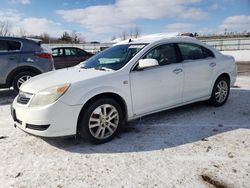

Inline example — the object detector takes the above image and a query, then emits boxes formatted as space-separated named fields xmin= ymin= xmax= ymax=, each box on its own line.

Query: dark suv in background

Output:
xmin=0 ymin=37 xmax=54 ymax=91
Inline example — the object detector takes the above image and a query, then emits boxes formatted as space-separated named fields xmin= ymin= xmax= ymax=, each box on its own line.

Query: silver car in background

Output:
xmin=0 ymin=37 xmax=54 ymax=91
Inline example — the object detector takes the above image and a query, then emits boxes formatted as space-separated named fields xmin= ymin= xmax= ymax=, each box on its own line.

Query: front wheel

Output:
xmin=78 ymin=98 xmax=124 ymax=144
xmin=209 ymin=76 xmax=230 ymax=107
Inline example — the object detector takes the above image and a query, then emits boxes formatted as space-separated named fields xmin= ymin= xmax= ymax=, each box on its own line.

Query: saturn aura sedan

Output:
xmin=11 ymin=36 xmax=237 ymax=143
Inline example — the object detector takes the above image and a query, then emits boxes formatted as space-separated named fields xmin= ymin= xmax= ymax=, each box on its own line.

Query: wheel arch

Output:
xmin=214 ymin=73 xmax=231 ymax=87
xmin=210 ymin=72 xmax=231 ymax=95
xmin=76 ymin=92 xmax=128 ymax=134
xmin=6 ymin=66 xmax=42 ymax=86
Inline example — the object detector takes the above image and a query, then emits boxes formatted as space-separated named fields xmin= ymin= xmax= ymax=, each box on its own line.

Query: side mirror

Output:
xmin=137 ymin=58 xmax=159 ymax=70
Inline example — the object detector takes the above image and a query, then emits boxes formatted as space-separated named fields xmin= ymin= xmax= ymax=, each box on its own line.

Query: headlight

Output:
xmin=29 ymin=84 xmax=70 ymax=107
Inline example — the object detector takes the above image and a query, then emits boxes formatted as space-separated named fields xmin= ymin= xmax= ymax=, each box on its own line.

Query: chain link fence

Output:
xmin=201 ymin=38 xmax=250 ymax=51
xmin=48 ymin=37 xmax=250 ymax=53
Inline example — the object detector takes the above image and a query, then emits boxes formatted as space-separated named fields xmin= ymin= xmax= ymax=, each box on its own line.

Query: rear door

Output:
xmin=63 ymin=48 xmax=79 ymax=67
xmin=0 ymin=39 xmax=21 ymax=85
xmin=76 ymin=48 xmax=90 ymax=62
xmin=178 ymin=43 xmax=216 ymax=102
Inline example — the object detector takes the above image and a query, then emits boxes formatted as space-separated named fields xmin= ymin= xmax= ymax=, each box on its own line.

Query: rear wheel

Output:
xmin=209 ymin=76 xmax=230 ymax=107
xmin=78 ymin=98 xmax=123 ymax=144
xmin=13 ymin=71 xmax=36 ymax=92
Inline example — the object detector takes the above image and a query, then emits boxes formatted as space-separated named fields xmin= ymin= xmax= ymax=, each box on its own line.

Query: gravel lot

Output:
xmin=0 ymin=65 xmax=249 ymax=188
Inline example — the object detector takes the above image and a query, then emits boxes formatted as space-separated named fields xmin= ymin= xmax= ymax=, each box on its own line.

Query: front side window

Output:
xmin=178 ymin=43 xmax=214 ymax=60
xmin=0 ymin=40 xmax=21 ymax=52
xmin=82 ymin=44 xmax=146 ymax=70
xmin=143 ymin=43 xmax=178 ymax=65
xmin=65 ymin=48 xmax=77 ymax=56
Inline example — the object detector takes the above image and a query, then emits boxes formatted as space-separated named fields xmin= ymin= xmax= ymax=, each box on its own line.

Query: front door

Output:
xmin=129 ymin=43 xmax=183 ymax=116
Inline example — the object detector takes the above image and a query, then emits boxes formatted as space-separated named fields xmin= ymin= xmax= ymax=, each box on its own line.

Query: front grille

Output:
xmin=17 ymin=92 xmax=32 ymax=105
xmin=17 ymin=96 xmax=30 ymax=104
xmin=26 ymin=124 xmax=50 ymax=131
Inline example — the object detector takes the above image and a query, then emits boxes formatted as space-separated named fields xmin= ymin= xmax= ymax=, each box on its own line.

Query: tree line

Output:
xmin=0 ymin=21 xmax=85 ymax=43
xmin=1 ymin=20 xmax=250 ymax=43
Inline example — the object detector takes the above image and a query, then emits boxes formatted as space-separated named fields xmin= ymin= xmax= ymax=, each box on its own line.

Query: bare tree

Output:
xmin=111 ymin=35 xmax=117 ymax=41
xmin=0 ymin=21 xmax=11 ymax=36
xmin=18 ymin=28 xmax=27 ymax=37
xmin=133 ymin=26 xmax=140 ymax=38
xmin=120 ymin=31 xmax=128 ymax=40
xmin=129 ymin=27 xmax=133 ymax=38
xmin=41 ymin=33 xmax=51 ymax=43
xmin=71 ymin=31 xmax=85 ymax=43
xmin=119 ymin=26 xmax=141 ymax=41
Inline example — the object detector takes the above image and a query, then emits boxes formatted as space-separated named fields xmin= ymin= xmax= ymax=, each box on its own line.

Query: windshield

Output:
xmin=81 ymin=44 xmax=146 ymax=70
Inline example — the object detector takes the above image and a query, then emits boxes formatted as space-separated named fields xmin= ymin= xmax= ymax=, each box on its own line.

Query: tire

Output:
xmin=78 ymin=98 xmax=124 ymax=144
xmin=209 ymin=76 xmax=230 ymax=107
xmin=13 ymin=71 xmax=36 ymax=92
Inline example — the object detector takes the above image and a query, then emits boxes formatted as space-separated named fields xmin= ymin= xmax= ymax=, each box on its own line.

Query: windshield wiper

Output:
xmin=94 ymin=67 xmax=113 ymax=71
xmin=80 ymin=66 xmax=90 ymax=69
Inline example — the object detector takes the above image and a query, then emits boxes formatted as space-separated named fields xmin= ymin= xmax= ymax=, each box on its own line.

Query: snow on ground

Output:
xmin=221 ymin=50 xmax=250 ymax=62
xmin=0 ymin=76 xmax=250 ymax=188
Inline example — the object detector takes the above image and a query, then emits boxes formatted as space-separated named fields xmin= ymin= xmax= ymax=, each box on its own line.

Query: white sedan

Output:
xmin=11 ymin=36 xmax=237 ymax=143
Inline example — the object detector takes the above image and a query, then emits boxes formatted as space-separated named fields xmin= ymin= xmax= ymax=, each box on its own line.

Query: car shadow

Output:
xmin=43 ymin=88 xmax=250 ymax=154
xmin=0 ymin=89 xmax=17 ymax=105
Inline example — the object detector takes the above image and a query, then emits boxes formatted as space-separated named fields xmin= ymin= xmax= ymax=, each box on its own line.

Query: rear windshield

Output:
xmin=41 ymin=44 xmax=52 ymax=53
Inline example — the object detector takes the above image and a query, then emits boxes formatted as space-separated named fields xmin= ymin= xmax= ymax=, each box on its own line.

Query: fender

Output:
xmin=79 ymin=86 xmax=133 ymax=118
xmin=6 ymin=65 xmax=42 ymax=86
xmin=209 ymin=71 xmax=231 ymax=95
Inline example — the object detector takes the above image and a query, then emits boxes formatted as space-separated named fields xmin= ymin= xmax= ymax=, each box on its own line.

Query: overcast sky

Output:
xmin=0 ymin=0 xmax=249 ymax=41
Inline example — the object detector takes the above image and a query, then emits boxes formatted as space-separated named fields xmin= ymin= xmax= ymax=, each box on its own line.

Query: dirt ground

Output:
xmin=0 ymin=63 xmax=249 ymax=188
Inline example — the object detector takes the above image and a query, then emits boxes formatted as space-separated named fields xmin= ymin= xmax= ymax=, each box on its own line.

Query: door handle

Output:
xmin=209 ymin=62 xmax=216 ymax=67
xmin=9 ymin=57 xmax=16 ymax=60
xmin=173 ymin=68 xmax=183 ymax=74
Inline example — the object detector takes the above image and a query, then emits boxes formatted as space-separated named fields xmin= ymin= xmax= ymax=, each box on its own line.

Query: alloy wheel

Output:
xmin=88 ymin=104 xmax=119 ymax=139
xmin=17 ymin=75 xmax=31 ymax=89
xmin=215 ymin=80 xmax=228 ymax=103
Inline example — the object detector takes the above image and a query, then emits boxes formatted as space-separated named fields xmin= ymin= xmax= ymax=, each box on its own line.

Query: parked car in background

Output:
xmin=12 ymin=36 xmax=236 ymax=143
xmin=0 ymin=37 xmax=54 ymax=91
xmin=52 ymin=47 xmax=93 ymax=69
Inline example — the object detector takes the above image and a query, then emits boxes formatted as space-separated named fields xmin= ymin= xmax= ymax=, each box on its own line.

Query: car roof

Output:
xmin=52 ymin=46 xmax=83 ymax=50
xmin=0 ymin=36 xmax=42 ymax=44
xmin=114 ymin=34 xmax=220 ymax=57
xmin=114 ymin=34 xmax=198 ymax=45
xmin=52 ymin=47 xmax=83 ymax=50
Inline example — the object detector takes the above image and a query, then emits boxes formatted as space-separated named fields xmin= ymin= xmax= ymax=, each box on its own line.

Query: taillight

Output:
xmin=35 ymin=52 xmax=52 ymax=59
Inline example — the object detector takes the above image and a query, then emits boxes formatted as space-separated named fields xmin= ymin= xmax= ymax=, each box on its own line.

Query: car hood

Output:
xmin=20 ymin=67 xmax=113 ymax=94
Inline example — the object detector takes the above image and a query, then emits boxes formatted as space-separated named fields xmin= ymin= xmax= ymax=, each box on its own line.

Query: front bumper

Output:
xmin=11 ymin=97 xmax=82 ymax=137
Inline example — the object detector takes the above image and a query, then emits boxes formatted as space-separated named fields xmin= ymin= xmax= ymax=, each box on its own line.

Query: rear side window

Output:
xmin=0 ymin=40 xmax=21 ymax=52
xmin=77 ymin=49 xmax=87 ymax=56
xmin=178 ymin=43 xmax=214 ymax=60
xmin=202 ymin=46 xmax=215 ymax=58
xmin=0 ymin=40 xmax=8 ymax=51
